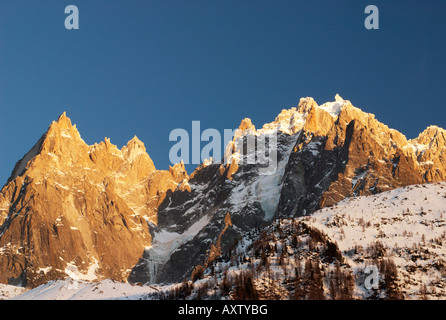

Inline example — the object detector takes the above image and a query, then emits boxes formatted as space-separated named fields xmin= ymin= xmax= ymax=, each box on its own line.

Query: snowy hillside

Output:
xmin=0 ymin=283 xmax=26 ymax=300
xmin=146 ymin=182 xmax=446 ymax=300
xmin=7 ymin=279 xmax=161 ymax=300
xmin=308 ymin=181 xmax=446 ymax=299
xmin=5 ymin=182 xmax=446 ymax=300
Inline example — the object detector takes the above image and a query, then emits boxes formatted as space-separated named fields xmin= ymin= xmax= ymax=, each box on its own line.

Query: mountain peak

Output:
xmin=297 ymin=97 xmax=318 ymax=114
xmin=423 ymin=125 xmax=446 ymax=136
xmin=334 ymin=93 xmax=344 ymax=102
xmin=125 ymin=135 xmax=145 ymax=148
xmin=259 ymin=96 xmax=346 ymax=136
xmin=412 ymin=124 xmax=446 ymax=145
xmin=238 ymin=118 xmax=256 ymax=132
xmin=57 ymin=111 xmax=68 ymax=121
xmin=6 ymin=113 xmax=87 ymax=182
xmin=122 ymin=135 xmax=149 ymax=161
xmin=46 ymin=112 xmax=83 ymax=141
xmin=169 ymin=161 xmax=188 ymax=182
xmin=52 ymin=111 xmax=75 ymax=130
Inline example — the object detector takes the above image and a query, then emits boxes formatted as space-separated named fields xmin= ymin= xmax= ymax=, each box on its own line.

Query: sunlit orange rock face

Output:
xmin=0 ymin=113 xmax=187 ymax=287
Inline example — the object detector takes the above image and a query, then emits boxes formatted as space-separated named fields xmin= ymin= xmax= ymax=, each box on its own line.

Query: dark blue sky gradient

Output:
xmin=1 ymin=0 xmax=446 ymax=185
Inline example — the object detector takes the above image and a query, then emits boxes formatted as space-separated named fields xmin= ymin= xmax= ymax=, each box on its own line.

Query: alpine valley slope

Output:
xmin=7 ymin=182 xmax=446 ymax=300
xmin=160 ymin=182 xmax=446 ymax=300
xmin=0 ymin=95 xmax=445 ymax=290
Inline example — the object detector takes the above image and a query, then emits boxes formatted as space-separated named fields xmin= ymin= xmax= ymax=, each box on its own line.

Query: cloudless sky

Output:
xmin=1 ymin=0 xmax=446 ymax=186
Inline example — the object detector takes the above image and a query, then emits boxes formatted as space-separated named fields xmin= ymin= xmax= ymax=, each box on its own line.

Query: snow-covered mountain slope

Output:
xmin=137 ymin=182 xmax=446 ymax=300
xmin=4 ymin=182 xmax=446 ymax=300
xmin=8 ymin=279 xmax=160 ymax=300
xmin=308 ymin=181 xmax=446 ymax=299
xmin=0 ymin=283 xmax=27 ymax=300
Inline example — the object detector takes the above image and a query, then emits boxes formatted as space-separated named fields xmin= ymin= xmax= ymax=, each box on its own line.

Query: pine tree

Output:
xmin=308 ymin=260 xmax=324 ymax=300
xmin=220 ymin=268 xmax=231 ymax=296
xmin=293 ymin=271 xmax=305 ymax=300
xmin=329 ymin=278 xmax=337 ymax=300
xmin=233 ymin=271 xmax=258 ymax=300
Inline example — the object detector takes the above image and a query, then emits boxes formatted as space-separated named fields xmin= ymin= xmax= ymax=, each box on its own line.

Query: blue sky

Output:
xmin=1 ymin=0 xmax=446 ymax=185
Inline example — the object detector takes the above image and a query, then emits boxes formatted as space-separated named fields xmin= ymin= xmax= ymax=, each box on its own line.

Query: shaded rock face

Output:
xmin=1 ymin=96 xmax=445 ymax=288
xmin=0 ymin=113 xmax=186 ymax=287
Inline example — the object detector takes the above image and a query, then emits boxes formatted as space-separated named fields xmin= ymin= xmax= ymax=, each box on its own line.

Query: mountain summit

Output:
xmin=0 ymin=97 xmax=445 ymax=288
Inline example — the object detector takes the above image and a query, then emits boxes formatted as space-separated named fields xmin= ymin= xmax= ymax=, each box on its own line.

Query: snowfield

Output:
xmin=0 ymin=283 xmax=27 ymax=300
xmin=307 ymin=181 xmax=446 ymax=299
xmin=7 ymin=279 xmax=164 ymax=300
